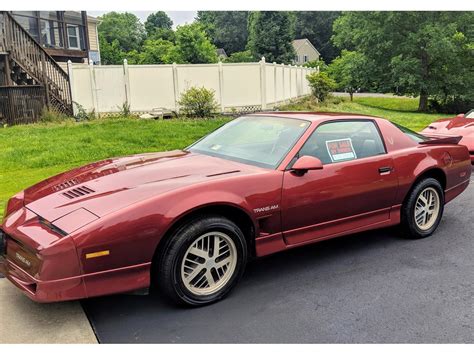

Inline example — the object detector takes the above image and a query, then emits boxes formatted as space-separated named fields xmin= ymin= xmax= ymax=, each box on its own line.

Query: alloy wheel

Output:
xmin=181 ymin=231 xmax=237 ymax=296
xmin=414 ymin=187 xmax=440 ymax=231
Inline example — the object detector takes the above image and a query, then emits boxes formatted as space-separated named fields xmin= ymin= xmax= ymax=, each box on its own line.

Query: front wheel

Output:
xmin=154 ymin=215 xmax=248 ymax=306
xmin=400 ymin=177 xmax=444 ymax=239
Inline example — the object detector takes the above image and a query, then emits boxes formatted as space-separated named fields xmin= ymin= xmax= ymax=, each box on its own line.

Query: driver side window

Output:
xmin=299 ymin=120 xmax=386 ymax=164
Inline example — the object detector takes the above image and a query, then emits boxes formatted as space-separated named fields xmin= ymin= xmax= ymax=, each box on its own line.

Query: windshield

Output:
xmin=465 ymin=110 xmax=474 ymax=119
xmin=392 ymin=122 xmax=429 ymax=143
xmin=188 ymin=115 xmax=311 ymax=168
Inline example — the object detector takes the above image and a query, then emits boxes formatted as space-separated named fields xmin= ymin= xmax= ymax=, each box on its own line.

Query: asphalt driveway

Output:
xmin=81 ymin=173 xmax=474 ymax=343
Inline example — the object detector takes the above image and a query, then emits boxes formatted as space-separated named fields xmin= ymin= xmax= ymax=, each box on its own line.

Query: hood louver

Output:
xmin=62 ymin=186 xmax=95 ymax=199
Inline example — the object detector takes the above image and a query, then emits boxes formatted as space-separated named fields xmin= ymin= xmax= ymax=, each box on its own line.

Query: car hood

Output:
xmin=423 ymin=116 xmax=474 ymax=135
xmin=422 ymin=116 xmax=474 ymax=149
xmin=24 ymin=150 xmax=264 ymax=225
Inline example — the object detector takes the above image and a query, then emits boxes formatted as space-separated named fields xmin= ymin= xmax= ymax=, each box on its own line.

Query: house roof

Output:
xmin=291 ymin=38 xmax=320 ymax=56
xmin=216 ymin=48 xmax=228 ymax=57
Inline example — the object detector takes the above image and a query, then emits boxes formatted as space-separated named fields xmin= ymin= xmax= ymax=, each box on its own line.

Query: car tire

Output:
xmin=154 ymin=215 xmax=248 ymax=306
xmin=400 ymin=177 xmax=444 ymax=239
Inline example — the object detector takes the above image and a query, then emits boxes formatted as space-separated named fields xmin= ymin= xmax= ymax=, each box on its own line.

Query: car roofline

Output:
xmin=248 ymin=111 xmax=382 ymax=122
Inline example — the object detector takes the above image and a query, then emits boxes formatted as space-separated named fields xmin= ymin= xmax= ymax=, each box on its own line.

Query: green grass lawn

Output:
xmin=0 ymin=96 xmax=453 ymax=219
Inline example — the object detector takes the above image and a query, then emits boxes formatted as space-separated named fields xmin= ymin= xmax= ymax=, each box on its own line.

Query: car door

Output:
xmin=281 ymin=119 xmax=399 ymax=245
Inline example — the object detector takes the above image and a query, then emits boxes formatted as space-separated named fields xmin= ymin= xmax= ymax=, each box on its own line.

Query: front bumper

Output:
xmin=0 ymin=230 xmax=87 ymax=302
xmin=0 ymin=257 xmax=87 ymax=302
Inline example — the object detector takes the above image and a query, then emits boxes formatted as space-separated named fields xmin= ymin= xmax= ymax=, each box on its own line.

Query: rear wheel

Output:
xmin=154 ymin=215 xmax=247 ymax=306
xmin=400 ymin=177 xmax=444 ymax=239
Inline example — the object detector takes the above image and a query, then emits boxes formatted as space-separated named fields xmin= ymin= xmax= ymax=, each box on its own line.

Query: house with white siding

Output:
xmin=291 ymin=38 xmax=320 ymax=65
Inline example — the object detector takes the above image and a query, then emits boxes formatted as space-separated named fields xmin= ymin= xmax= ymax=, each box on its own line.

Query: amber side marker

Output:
xmin=86 ymin=250 xmax=110 ymax=259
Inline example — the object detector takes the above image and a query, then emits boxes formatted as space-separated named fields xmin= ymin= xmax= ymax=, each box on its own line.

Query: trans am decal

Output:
xmin=326 ymin=138 xmax=357 ymax=162
xmin=253 ymin=205 xmax=279 ymax=213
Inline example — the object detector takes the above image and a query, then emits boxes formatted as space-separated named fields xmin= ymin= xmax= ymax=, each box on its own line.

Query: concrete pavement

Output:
xmin=0 ymin=279 xmax=97 ymax=343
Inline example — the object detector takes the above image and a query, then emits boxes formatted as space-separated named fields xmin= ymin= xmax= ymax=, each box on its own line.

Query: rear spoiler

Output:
xmin=419 ymin=135 xmax=462 ymax=145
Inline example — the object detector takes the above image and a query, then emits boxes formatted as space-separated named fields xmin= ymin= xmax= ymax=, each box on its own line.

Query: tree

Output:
xmin=126 ymin=39 xmax=175 ymax=64
xmin=294 ymin=11 xmax=341 ymax=62
xmin=144 ymin=11 xmax=173 ymax=35
xmin=328 ymin=50 xmax=368 ymax=100
xmin=225 ymin=50 xmax=255 ymax=63
xmin=171 ymin=23 xmax=218 ymax=64
xmin=99 ymin=37 xmax=125 ymax=64
xmin=97 ymin=12 xmax=145 ymax=52
xmin=247 ymin=11 xmax=296 ymax=64
xmin=196 ymin=11 xmax=249 ymax=54
xmin=332 ymin=11 xmax=474 ymax=111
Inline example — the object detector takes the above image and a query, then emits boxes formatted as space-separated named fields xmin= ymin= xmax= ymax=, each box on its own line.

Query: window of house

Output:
xmin=67 ymin=25 xmax=80 ymax=49
xmin=298 ymin=120 xmax=386 ymax=164
xmin=12 ymin=14 xmax=40 ymax=42
xmin=304 ymin=55 xmax=309 ymax=63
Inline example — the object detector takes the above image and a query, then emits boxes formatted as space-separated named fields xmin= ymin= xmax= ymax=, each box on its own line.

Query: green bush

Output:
xmin=428 ymin=96 xmax=473 ymax=114
xmin=306 ymin=71 xmax=337 ymax=103
xmin=73 ymin=101 xmax=96 ymax=121
xmin=178 ymin=86 xmax=219 ymax=118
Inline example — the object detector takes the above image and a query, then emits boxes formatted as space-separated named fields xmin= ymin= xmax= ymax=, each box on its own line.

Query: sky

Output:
xmin=88 ymin=11 xmax=197 ymax=28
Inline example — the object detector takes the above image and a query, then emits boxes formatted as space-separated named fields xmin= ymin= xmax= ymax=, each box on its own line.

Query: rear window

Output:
xmin=392 ymin=122 xmax=429 ymax=143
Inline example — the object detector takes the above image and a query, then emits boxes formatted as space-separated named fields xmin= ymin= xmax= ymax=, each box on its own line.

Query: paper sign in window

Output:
xmin=325 ymin=138 xmax=357 ymax=162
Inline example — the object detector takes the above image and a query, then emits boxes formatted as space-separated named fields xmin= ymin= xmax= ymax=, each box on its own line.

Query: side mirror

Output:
xmin=457 ymin=113 xmax=464 ymax=117
xmin=291 ymin=155 xmax=323 ymax=176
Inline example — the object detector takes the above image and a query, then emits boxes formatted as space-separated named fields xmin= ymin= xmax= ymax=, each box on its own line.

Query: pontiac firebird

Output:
xmin=421 ymin=109 xmax=474 ymax=164
xmin=0 ymin=113 xmax=471 ymax=306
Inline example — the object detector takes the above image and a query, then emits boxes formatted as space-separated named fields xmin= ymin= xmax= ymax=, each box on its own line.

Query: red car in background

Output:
xmin=421 ymin=109 xmax=474 ymax=164
xmin=0 ymin=113 xmax=471 ymax=306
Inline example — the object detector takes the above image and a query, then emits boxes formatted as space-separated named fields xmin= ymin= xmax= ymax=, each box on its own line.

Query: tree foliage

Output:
xmin=144 ymin=11 xmax=173 ymax=35
xmin=294 ymin=11 xmax=341 ymax=62
xmin=126 ymin=39 xmax=175 ymax=64
xmin=196 ymin=11 xmax=249 ymax=55
xmin=170 ymin=23 xmax=218 ymax=64
xmin=247 ymin=11 xmax=296 ymax=64
xmin=328 ymin=50 xmax=368 ymax=100
xmin=99 ymin=36 xmax=125 ymax=65
xmin=332 ymin=11 xmax=474 ymax=111
xmin=97 ymin=12 xmax=145 ymax=52
xmin=225 ymin=50 xmax=255 ymax=63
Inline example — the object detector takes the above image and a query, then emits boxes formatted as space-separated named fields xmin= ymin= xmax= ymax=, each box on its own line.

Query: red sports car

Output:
xmin=0 ymin=113 xmax=471 ymax=306
xmin=421 ymin=110 xmax=474 ymax=164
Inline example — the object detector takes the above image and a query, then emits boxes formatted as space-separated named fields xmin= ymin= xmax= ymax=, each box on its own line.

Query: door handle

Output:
xmin=378 ymin=166 xmax=392 ymax=174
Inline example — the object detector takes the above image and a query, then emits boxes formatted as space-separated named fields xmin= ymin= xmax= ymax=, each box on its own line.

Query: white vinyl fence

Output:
xmin=67 ymin=58 xmax=317 ymax=116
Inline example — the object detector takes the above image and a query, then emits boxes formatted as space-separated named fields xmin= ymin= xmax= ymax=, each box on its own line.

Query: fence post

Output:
xmin=281 ymin=63 xmax=286 ymax=102
xmin=123 ymin=59 xmax=131 ymax=109
xmin=218 ymin=61 xmax=224 ymax=112
xmin=273 ymin=62 xmax=277 ymax=106
xmin=299 ymin=65 xmax=303 ymax=97
xmin=259 ymin=57 xmax=267 ymax=110
xmin=89 ymin=59 xmax=99 ymax=117
xmin=172 ymin=62 xmax=179 ymax=111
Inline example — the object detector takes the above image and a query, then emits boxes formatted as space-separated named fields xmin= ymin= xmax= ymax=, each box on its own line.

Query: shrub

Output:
xmin=306 ymin=71 xmax=337 ymax=103
xmin=73 ymin=102 xmax=95 ymax=121
xmin=117 ymin=101 xmax=131 ymax=117
xmin=178 ymin=86 xmax=219 ymax=118
xmin=428 ymin=96 xmax=473 ymax=114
